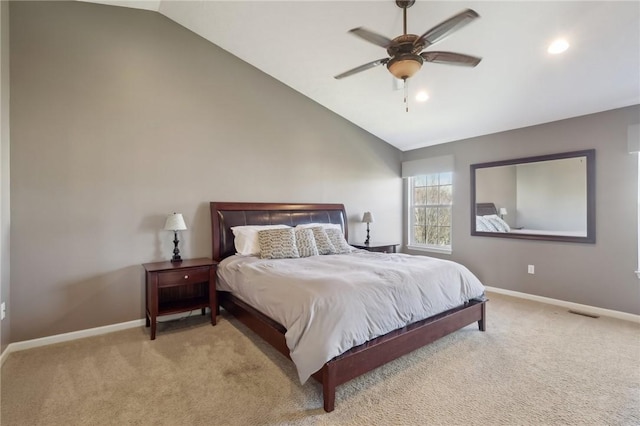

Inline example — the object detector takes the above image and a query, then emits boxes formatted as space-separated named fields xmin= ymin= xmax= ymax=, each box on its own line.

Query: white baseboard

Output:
xmin=484 ymin=286 xmax=640 ymax=323
xmin=1 ymin=319 xmax=145 ymax=367
xmin=2 ymin=292 xmax=638 ymax=367
xmin=0 ymin=309 xmax=211 ymax=367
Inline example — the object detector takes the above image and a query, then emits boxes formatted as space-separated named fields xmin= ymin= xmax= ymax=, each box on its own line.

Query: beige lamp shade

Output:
xmin=164 ymin=213 xmax=187 ymax=231
xmin=499 ymin=208 xmax=508 ymax=216
xmin=362 ymin=212 xmax=374 ymax=224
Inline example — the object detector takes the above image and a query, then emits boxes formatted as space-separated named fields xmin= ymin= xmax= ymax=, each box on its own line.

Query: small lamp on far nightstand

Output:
xmin=499 ymin=207 xmax=508 ymax=220
xmin=362 ymin=211 xmax=374 ymax=245
xmin=164 ymin=213 xmax=187 ymax=262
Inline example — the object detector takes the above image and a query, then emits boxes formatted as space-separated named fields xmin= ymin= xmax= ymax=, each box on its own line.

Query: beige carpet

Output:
xmin=1 ymin=292 xmax=639 ymax=425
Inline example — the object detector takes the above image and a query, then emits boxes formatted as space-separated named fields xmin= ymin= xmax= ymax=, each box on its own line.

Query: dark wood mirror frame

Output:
xmin=470 ymin=149 xmax=596 ymax=243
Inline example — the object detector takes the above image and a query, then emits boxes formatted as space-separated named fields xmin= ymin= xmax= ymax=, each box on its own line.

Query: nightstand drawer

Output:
xmin=158 ymin=266 xmax=210 ymax=287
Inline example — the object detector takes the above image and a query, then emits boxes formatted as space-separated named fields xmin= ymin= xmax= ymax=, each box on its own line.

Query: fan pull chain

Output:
xmin=403 ymin=78 xmax=409 ymax=112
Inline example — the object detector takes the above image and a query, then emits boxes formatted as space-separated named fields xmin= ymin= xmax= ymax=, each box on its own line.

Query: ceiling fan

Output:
xmin=334 ymin=0 xmax=482 ymax=82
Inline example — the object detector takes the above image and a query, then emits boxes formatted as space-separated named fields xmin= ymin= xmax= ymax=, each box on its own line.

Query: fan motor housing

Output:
xmin=396 ymin=0 xmax=416 ymax=8
xmin=387 ymin=34 xmax=425 ymax=57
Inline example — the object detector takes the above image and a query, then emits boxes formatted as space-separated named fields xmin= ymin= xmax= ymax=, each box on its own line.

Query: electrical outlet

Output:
xmin=527 ymin=265 xmax=535 ymax=274
xmin=1 ymin=302 xmax=5 ymax=320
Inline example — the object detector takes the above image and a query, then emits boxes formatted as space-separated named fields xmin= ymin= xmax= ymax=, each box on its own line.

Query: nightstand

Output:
xmin=142 ymin=258 xmax=217 ymax=340
xmin=351 ymin=243 xmax=399 ymax=253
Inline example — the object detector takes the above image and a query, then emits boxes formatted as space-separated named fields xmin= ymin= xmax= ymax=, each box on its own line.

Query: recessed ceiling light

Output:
xmin=548 ymin=38 xmax=569 ymax=54
xmin=415 ymin=91 xmax=429 ymax=102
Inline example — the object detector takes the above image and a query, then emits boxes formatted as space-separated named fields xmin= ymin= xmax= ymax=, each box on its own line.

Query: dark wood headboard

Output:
xmin=209 ymin=202 xmax=348 ymax=261
xmin=476 ymin=203 xmax=498 ymax=216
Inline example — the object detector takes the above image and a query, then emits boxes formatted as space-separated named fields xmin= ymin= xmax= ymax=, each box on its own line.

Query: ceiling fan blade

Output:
xmin=349 ymin=27 xmax=394 ymax=48
xmin=334 ymin=58 xmax=389 ymax=79
xmin=414 ymin=9 xmax=479 ymax=47
xmin=420 ymin=51 xmax=482 ymax=67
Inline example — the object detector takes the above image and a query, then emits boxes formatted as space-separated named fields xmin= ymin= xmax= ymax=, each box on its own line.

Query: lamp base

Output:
xmin=171 ymin=231 xmax=182 ymax=263
xmin=364 ymin=223 xmax=370 ymax=245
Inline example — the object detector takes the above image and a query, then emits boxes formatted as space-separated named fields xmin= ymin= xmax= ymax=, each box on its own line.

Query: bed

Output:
xmin=210 ymin=202 xmax=487 ymax=412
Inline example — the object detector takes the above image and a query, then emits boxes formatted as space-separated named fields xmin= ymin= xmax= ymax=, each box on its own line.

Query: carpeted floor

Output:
xmin=1 ymin=292 xmax=639 ymax=425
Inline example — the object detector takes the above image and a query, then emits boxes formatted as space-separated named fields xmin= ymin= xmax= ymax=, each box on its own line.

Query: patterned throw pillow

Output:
xmin=231 ymin=224 xmax=291 ymax=255
xmin=310 ymin=227 xmax=337 ymax=255
xmin=258 ymin=228 xmax=300 ymax=259
xmin=476 ymin=216 xmax=496 ymax=232
xmin=295 ymin=228 xmax=319 ymax=257
xmin=324 ymin=228 xmax=352 ymax=254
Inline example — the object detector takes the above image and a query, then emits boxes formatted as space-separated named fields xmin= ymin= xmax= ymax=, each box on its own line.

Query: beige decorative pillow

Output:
xmin=311 ymin=227 xmax=337 ymax=255
xmin=295 ymin=228 xmax=319 ymax=257
xmin=258 ymin=228 xmax=300 ymax=259
xmin=324 ymin=228 xmax=353 ymax=254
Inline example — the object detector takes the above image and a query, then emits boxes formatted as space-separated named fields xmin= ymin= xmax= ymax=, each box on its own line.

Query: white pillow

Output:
xmin=231 ymin=224 xmax=291 ymax=255
xmin=295 ymin=223 xmax=342 ymax=231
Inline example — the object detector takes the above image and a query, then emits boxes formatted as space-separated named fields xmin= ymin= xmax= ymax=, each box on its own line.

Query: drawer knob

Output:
xmin=184 ymin=275 xmax=189 ymax=279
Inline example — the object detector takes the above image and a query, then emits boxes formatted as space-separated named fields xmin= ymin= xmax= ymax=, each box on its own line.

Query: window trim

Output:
xmin=406 ymin=244 xmax=452 ymax=255
xmin=636 ymin=155 xmax=640 ymax=279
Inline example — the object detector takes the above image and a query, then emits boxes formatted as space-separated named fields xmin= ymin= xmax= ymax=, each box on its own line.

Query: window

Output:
xmin=408 ymin=172 xmax=453 ymax=253
xmin=636 ymin=155 xmax=640 ymax=279
xmin=630 ymin=123 xmax=640 ymax=278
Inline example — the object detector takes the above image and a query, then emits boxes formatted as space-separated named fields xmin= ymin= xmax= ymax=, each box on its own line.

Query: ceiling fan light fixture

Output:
xmin=387 ymin=54 xmax=423 ymax=80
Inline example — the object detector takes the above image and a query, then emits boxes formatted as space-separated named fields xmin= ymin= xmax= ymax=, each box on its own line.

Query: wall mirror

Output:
xmin=470 ymin=149 xmax=595 ymax=243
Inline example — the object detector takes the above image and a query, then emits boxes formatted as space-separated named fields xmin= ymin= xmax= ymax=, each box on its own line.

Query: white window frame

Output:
xmin=636 ymin=155 xmax=640 ymax=279
xmin=406 ymin=173 xmax=453 ymax=255
xmin=631 ymin=124 xmax=640 ymax=279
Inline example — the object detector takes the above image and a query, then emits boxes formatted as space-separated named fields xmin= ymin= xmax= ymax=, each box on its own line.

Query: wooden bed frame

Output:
xmin=210 ymin=202 xmax=487 ymax=412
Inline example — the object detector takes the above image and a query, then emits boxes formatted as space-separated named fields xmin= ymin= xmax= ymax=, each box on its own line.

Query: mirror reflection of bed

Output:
xmin=471 ymin=149 xmax=595 ymax=243
xmin=475 ymin=202 xmax=587 ymax=237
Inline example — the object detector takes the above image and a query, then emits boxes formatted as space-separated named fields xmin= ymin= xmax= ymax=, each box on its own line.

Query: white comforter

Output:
xmin=217 ymin=251 xmax=485 ymax=384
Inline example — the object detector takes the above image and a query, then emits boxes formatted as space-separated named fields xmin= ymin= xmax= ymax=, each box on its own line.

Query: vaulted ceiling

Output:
xmin=86 ymin=1 xmax=640 ymax=151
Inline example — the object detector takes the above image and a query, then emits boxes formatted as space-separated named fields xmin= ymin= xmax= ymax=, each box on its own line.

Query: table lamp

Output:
xmin=362 ymin=211 xmax=374 ymax=245
xmin=164 ymin=213 xmax=187 ymax=262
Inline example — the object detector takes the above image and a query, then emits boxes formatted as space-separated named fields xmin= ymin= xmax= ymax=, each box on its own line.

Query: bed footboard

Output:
xmin=316 ymin=299 xmax=486 ymax=412
xmin=222 ymin=290 xmax=486 ymax=412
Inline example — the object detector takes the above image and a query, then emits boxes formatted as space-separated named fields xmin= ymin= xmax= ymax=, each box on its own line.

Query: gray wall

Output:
xmin=9 ymin=1 xmax=402 ymax=342
xmin=404 ymin=105 xmax=640 ymax=315
xmin=1 ymin=0 xmax=11 ymax=352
